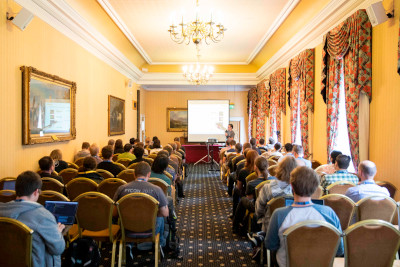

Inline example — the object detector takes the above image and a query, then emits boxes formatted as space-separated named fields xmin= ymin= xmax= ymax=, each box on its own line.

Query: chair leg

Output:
xmin=118 ymin=241 xmax=123 ymax=267
xmin=111 ymin=239 xmax=117 ymax=267
xmin=155 ymin=234 xmax=160 ymax=267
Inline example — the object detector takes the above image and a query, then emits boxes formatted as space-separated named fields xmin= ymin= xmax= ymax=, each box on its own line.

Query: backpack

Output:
xmin=64 ymin=237 xmax=101 ymax=267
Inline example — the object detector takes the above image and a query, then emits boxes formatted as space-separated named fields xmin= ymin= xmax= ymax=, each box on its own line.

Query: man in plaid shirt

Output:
xmin=320 ymin=154 xmax=359 ymax=189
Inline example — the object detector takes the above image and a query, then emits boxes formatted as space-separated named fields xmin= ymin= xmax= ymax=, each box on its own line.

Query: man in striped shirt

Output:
xmin=320 ymin=154 xmax=359 ymax=189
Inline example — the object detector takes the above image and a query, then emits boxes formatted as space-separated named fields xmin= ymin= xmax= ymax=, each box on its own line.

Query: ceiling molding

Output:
xmin=14 ymin=0 xmax=143 ymax=81
xmin=246 ymin=0 xmax=300 ymax=64
xmin=256 ymin=0 xmax=376 ymax=80
xmin=149 ymin=61 xmax=249 ymax=65
xmin=97 ymin=0 xmax=152 ymax=64
xmin=142 ymin=85 xmax=251 ymax=92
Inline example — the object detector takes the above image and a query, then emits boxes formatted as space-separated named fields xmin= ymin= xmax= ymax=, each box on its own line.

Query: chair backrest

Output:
xmin=255 ymin=180 xmax=271 ymax=198
xmin=41 ymin=177 xmax=64 ymax=193
xmin=311 ymin=186 xmax=323 ymax=199
xmin=268 ymin=159 xmax=277 ymax=166
xmin=311 ymin=160 xmax=322 ymax=169
xmin=74 ymin=157 xmax=86 ymax=167
xmin=111 ymin=153 xmax=120 ymax=162
xmin=163 ymin=171 xmax=173 ymax=183
xmin=0 ymin=190 xmax=16 ymax=203
xmin=66 ymin=162 xmax=79 ymax=170
xmin=270 ymin=155 xmax=281 ymax=162
xmin=148 ymin=178 xmax=169 ymax=196
xmin=116 ymin=158 xmax=132 ymax=167
xmin=74 ymin=192 xmax=115 ymax=240
xmin=65 ymin=178 xmax=98 ymax=200
xmin=127 ymin=162 xmax=139 ymax=169
xmin=116 ymin=193 xmax=159 ymax=242
xmin=344 ymin=219 xmax=400 ymax=267
xmin=268 ymin=165 xmax=278 ymax=177
xmin=237 ymin=159 xmax=246 ymax=166
xmin=117 ymin=169 xmax=136 ymax=183
xmin=113 ymin=162 xmax=127 ymax=172
xmin=326 ymin=181 xmax=356 ymax=195
xmin=321 ymin=194 xmax=356 ymax=231
xmin=375 ymin=181 xmax=397 ymax=199
xmin=98 ymin=178 xmax=127 ymax=199
xmin=356 ymin=195 xmax=398 ymax=222
xmin=58 ymin=168 xmax=79 ymax=185
xmin=38 ymin=190 xmax=70 ymax=206
xmin=245 ymin=172 xmax=258 ymax=183
xmin=283 ymin=220 xmax=341 ymax=267
xmin=145 ymin=158 xmax=154 ymax=166
xmin=226 ymin=153 xmax=237 ymax=163
xmin=0 ymin=177 xmax=17 ymax=190
xmin=0 ymin=217 xmax=33 ymax=267
xmin=96 ymin=169 xmax=115 ymax=179
xmin=267 ymin=196 xmax=288 ymax=215
xmin=147 ymin=154 xmax=157 ymax=160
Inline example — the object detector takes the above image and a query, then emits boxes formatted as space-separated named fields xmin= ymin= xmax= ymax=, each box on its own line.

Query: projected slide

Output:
xmin=44 ymin=100 xmax=70 ymax=133
xmin=188 ymin=100 xmax=230 ymax=142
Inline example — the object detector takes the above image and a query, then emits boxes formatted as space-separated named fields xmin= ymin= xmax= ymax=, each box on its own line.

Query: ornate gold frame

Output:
xmin=21 ymin=66 xmax=76 ymax=145
xmin=108 ymin=95 xmax=125 ymax=136
xmin=166 ymin=108 xmax=187 ymax=132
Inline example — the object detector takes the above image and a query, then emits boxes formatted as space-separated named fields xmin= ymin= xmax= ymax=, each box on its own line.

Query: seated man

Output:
xmin=266 ymin=166 xmax=343 ymax=267
xmin=129 ymin=146 xmax=151 ymax=165
xmin=89 ymin=143 xmax=103 ymax=164
xmin=345 ymin=160 xmax=389 ymax=202
xmin=97 ymin=145 xmax=121 ymax=177
xmin=293 ymin=145 xmax=311 ymax=168
xmin=320 ymin=154 xmax=359 ymax=189
xmin=315 ymin=150 xmax=342 ymax=175
xmin=269 ymin=142 xmax=283 ymax=158
xmin=258 ymin=138 xmax=268 ymax=152
xmin=266 ymin=137 xmax=275 ymax=151
xmin=118 ymin=143 xmax=136 ymax=161
xmin=38 ymin=156 xmax=63 ymax=183
xmin=0 ymin=171 xmax=65 ymax=266
xmin=77 ymin=157 xmax=103 ymax=183
xmin=74 ymin=141 xmax=90 ymax=161
xmin=278 ymin=143 xmax=294 ymax=162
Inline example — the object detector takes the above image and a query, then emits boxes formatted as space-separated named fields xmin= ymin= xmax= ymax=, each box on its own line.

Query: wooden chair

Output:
xmin=0 ymin=177 xmax=17 ymax=190
xmin=0 ymin=217 xmax=33 ymax=267
xmin=268 ymin=165 xmax=278 ymax=177
xmin=163 ymin=171 xmax=173 ymax=183
xmin=147 ymin=153 xmax=157 ymax=160
xmin=38 ymin=190 xmax=70 ymax=206
xmin=113 ymin=162 xmax=127 ymax=172
xmin=312 ymin=160 xmax=323 ymax=169
xmin=127 ymin=162 xmax=139 ymax=169
xmin=66 ymin=162 xmax=79 ymax=170
xmin=149 ymin=178 xmax=169 ymax=196
xmin=116 ymin=193 xmax=161 ymax=267
xmin=321 ymin=194 xmax=356 ymax=231
xmin=311 ymin=185 xmax=323 ymax=199
xmin=376 ymin=181 xmax=397 ymax=199
xmin=0 ymin=190 xmax=16 ymax=203
xmin=255 ymin=180 xmax=271 ymax=198
xmin=74 ymin=192 xmax=119 ymax=267
xmin=58 ymin=168 xmax=78 ymax=185
xmin=267 ymin=159 xmax=277 ymax=166
xmin=112 ymin=154 xmax=120 ymax=162
xmin=270 ymin=155 xmax=281 ymax=162
xmin=74 ymin=157 xmax=86 ymax=168
xmin=326 ymin=181 xmax=356 ymax=195
xmin=96 ymin=169 xmax=115 ymax=179
xmin=245 ymin=172 xmax=258 ymax=183
xmin=65 ymin=178 xmax=98 ymax=200
xmin=117 ymin=169 xmax=135 ymax=183
xmin=116 ymin=158 xmax=132 ymax=167
xmin=341 ymin=219 xmax=400 ymax=267
xmin=98 ymin=178 xmax=126 ymax=199
xmin=145 ymin=158 xmax=154 ymax=166
xmin=41 ymin=177 xmax=64 ymax=193
xmin=356 ymin=195 xmax=398 ymax=223
xmin=283 ymin=220 xmax=342 ymax=267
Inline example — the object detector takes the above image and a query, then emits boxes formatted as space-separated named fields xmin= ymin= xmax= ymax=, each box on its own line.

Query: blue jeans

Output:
xmin=156 ymin=216 xmax=166 ymax=247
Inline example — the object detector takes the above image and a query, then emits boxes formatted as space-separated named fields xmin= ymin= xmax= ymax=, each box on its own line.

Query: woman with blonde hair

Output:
xmin=50 ymin=149 xmax=68 ymax=173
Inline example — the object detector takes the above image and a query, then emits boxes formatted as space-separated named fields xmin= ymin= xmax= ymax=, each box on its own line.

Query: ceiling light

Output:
xmin=182 ymin=62 xmax=214 ymax=85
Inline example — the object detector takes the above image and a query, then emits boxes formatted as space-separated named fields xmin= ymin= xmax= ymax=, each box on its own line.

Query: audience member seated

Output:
xmin=150 ymin=139 xmax=163 ymax=155
xmin=266 ymin=137 xmax=275 ymax=151
xmin=158 ymin=149 xmax=184 ymax=198
xmin=136 ymin=142 xmax=149 ymax=157
xmin=315 ymin=150 xmax=342 ymax=175
xmin=157 ymin=150 xmax=176 ymax=182
xmin=97 ymin=146 xmax=121 ymax=177
xmin=269 ymin=142 xmax=283 ymax=158
xmin=0 ymin=171 xmax=65 ymax=266
xmin=74 ymin=142 xmax=90 ymax=161
xmin=223 ymin=142 xmax=242 ymax=176
xmin=232 ymin=157 xmax=271 ymax=234
xmin=38 ymin=156 xmax=63 ymax=183
xmin=345 ymin=160 xmax=389 ymax=202
xmin=258 ymin=138 xmax=267 ymax=152
xmin=145 ymin=136 xmax=152 ymax=150
xmin=77 ymin=157 xmax=104 ymax=184
xmin=129 ymin=146 xmax=151 ymax=165
xmin=113 ymin=162 xmax=169 ymax=252
xmin=50 ymin=149 xmax=68 ymax=173
xmin=164 ymin=145 xmax=180 ymax=169
xmin=224 ymin=140 xmax=236 ymax=157
xmin=250 ymin=138 xmax=261 ymax=155
xmin=118 ymin=143 xmax=136 ymax=161
xmin=151 ymin=155 xmax=172 ymax=194
xmin=266 ymin=166 xmax=344 ymax=267
xmin=227 ymin=143 xmax=252 ymax=196
xmin=320 ymin=154 xmax=359 ymax=189
xmin=89 ymin=143 xmax=103 ymax=164
xmin=278 ymin=143 xmax=294 ymax=162
xmin=232 ymin=150 xmax=258 ymax=218
xmin=129 ymin=137 xmax=136 ymax=145
xmin=113 ymin=139 xmax=125 ymax=154
xmin=108 ymin=139 xmax=115 ymax=152
xmin=293 ymin=145 xmax=311 ymax=168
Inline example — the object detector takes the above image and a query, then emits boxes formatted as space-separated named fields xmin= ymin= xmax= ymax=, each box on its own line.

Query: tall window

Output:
xmin=272 ymin=117 xmax=278 ymax=143
xmin=294 ymin=92 xmax=302 ymax=145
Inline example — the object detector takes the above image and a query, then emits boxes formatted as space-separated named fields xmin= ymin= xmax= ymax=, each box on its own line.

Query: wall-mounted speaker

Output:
xmin=12 ymin=8 xmax=34 ymax=31
xmin=366 ymin=1 xmax=388 ymax=27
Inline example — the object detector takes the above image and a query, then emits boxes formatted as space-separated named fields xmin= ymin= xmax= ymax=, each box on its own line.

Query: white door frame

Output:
xmin=230 ymin=117 xmax=245 ymax=144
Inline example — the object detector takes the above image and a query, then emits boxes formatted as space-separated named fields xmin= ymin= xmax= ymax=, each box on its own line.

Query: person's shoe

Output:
xmin=126 ymin=244 xmax=134 ymax=263
xmin=252 ymin=246 xmax=261 ymax=260
xmin=247 ymin=232 xmax=264 ymax=247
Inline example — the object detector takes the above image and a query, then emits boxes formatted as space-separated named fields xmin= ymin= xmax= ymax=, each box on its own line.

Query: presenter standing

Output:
xmin=225 ymin=124 xmax=235 ymax=141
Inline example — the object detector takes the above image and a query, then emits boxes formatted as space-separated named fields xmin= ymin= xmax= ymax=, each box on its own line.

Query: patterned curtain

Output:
xmin=269 ymin=68 xmax=286 ymax=143
xmin=256 ymin=80 xmax=268 ymax=140
xmin=288 ymin=49 xmax=315 ymax=158
xmin=398 ymin=16 xmax=400 ymax=75
xmin=321 ymin=10 xmax=372 ymax=170
xmin=247 ymin=87 xmax=257 ymax=138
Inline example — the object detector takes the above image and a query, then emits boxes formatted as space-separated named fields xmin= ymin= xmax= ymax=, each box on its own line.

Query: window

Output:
xmin=272 ymin=117 xmax=278 ymax=143
xmin=294 ymin=92 xmax=302 ymax=145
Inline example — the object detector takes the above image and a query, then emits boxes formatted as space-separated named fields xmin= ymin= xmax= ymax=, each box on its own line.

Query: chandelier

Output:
xmin=168 ymin=0 xmax=226 ymax=45
xmin=182 ymin=62 xmax=214 ymax=85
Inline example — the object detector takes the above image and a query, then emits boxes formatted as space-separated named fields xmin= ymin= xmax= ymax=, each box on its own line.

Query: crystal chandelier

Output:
xmin=168 ymin=0 xmax=226 ymax=45
xmin=182 ymin=63 xmax=214 ymax=85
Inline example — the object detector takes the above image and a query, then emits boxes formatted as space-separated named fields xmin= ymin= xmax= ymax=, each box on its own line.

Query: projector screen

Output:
xmin=188 ymin=100 xmax=230 ymax=142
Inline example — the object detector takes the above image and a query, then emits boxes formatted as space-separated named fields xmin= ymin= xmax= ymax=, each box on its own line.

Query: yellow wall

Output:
xmin=143 ymin=90 xmax=248 ymax=144
xmin=0 ymin=2 xmax=138 ymax=177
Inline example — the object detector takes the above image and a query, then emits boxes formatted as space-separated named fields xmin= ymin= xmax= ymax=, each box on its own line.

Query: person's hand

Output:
xmin=57 ymin=222 xmax=65 ymax=233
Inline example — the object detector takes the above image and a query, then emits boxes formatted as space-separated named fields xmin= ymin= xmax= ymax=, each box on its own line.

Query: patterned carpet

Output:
xmin=95 ymin=163 xmax=257 ymax=266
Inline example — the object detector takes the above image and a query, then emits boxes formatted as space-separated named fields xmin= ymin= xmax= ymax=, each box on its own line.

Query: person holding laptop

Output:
xmin=0 ymin=171 xmax=65 ymax=266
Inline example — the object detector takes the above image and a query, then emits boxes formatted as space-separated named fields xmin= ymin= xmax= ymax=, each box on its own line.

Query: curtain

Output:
xmin=398 ymin=16 xmax=400 ymax=75
xmin=255 ymin=79 xmax=269 ymax=140
xmin=247 ymin=87 xmax=257 ymax=138
xmin=269 ymin=68 xmax=286 ymax=143
xmin=288 ymin=49 xmax=315 ymax=158
xmin=321 ymin=10 xmax=372 ymax=171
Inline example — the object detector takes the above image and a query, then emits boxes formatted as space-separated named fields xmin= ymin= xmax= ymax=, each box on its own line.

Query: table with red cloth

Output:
xmin=183 ymin=144 xmax=223 ymax=163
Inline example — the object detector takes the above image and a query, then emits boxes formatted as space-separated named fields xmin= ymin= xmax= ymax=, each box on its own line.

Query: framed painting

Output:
xmin=21 ymin=66 xmax=76 ymax=145
xmin=167 ymin=108 xmax=187 ymax=132
xmin=108 ymin=95 xmax=125 ymax=136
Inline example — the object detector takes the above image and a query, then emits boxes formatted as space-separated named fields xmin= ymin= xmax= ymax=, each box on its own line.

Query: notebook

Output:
xmin=2 ymin=180 xmax=16 ymax=191
xmin=44 ymin=201 xmax=78 ymax=225
xmin=284 ymin=197 xmax=324 ymax=206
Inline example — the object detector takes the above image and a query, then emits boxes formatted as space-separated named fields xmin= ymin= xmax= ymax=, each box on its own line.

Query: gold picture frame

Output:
xmin=167 ymin=108 xmax=187 ymax=132
xmin=21 ymin=66 xmax=76 ymax=145
xmin=108 ymin=95 xmax=125 ymax=136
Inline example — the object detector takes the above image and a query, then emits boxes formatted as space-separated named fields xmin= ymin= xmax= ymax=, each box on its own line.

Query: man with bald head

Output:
xmin=345 ymin=160 xmax=390 ymax=202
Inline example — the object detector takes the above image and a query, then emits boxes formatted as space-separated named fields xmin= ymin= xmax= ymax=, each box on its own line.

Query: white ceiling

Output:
xmin=99 ymin=0 xmax=297 ymax=64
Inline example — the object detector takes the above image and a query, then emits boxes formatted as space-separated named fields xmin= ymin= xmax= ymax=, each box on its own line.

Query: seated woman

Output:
xmin=151 ymin=155 xmax=172 ymax=194
xmin=76 ymin=157 xmax=104 ymax=184
xmin=113 ymin=139 xmax=124 ymax=154
xmin=50 ymin=149 xmax=68 ymax=173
